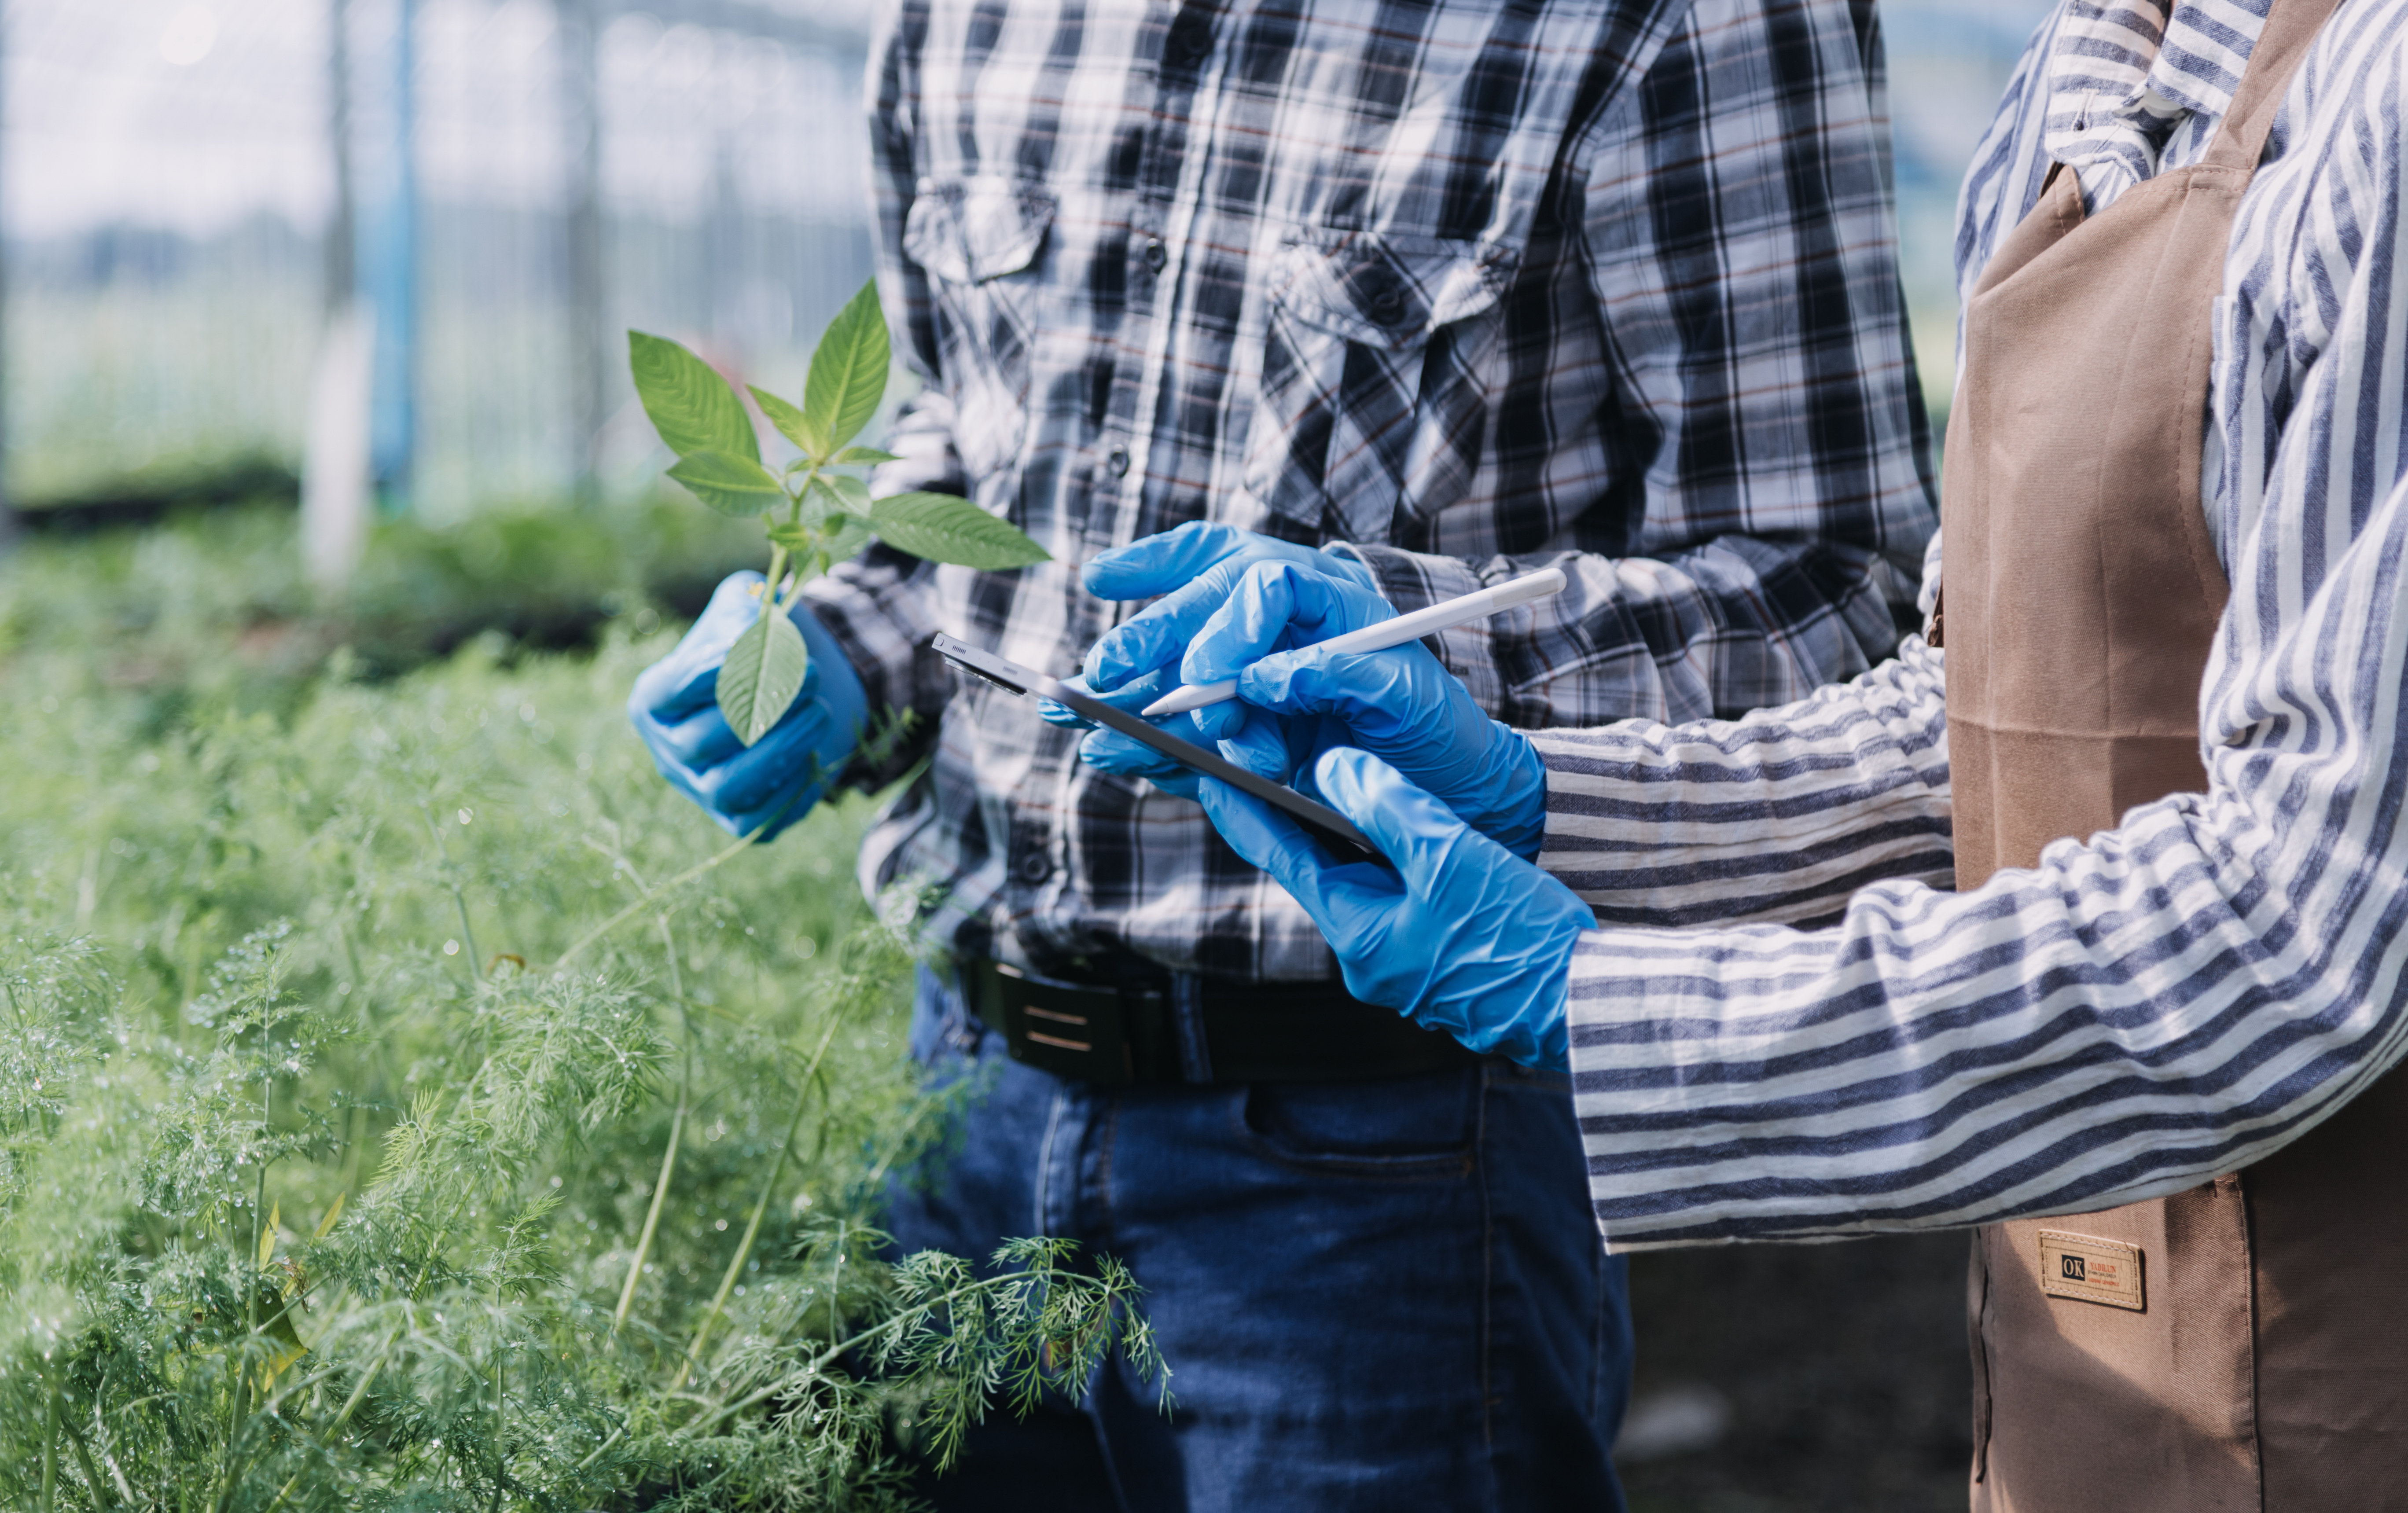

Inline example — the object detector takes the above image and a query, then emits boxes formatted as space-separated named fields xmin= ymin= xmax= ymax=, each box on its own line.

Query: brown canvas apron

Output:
xmin=1941 ymin=0 xmax=2408 ymax=1505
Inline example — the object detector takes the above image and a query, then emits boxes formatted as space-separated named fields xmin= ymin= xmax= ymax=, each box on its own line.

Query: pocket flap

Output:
xmin=1269 ymin=232 xmax=1517 ymax=350
xmin=904 ymin=177 xmax=1057 ymax=284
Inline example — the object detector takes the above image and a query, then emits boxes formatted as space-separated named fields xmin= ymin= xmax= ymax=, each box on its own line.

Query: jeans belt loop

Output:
xmin=1170 ymin=970 xmax=1213 ymax=1084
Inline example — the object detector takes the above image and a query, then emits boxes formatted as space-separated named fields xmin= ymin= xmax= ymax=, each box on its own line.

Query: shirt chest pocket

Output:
xmin=1241 ymin=232 xmax=1515 ymax=547
xmin=902 ymin=176 xmax=1055 ymax=496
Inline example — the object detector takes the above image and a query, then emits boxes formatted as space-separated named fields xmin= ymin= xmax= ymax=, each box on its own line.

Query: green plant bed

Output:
xmin=8 ymin=453 xmax=301 ymax=531
xmin=0 ymin=614 xmax=1160 ymax=1508
xmin=0 ymin=499 xmax=764 ymax=724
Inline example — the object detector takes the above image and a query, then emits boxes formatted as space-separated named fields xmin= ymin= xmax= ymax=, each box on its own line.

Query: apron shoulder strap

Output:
xmin=2205 ymin=0 xmax=2347 ymax=173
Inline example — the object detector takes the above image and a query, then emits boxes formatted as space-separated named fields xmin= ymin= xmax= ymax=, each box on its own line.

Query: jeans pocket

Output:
xmin=1237 ymin=1069 xmax=1478 ymax=1180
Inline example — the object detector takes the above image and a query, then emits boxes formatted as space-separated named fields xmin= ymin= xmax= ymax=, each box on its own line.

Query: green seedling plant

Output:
xmin=630 ymin=281 xmax=1048 ymax=745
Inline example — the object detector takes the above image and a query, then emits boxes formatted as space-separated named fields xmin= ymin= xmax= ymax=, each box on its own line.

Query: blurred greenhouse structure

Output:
xmin=3 ymin=0 xmax=2042 ymax=524
xmin=8 ymin=0 xmax=874 ymax=520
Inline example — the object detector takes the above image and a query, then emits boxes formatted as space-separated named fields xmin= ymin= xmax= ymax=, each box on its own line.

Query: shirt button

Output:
xmin=1105 ymin=444 xmax=1131 ymax=477
xmin=1017 ymin=851 xmax=1053 ymax=884
xmin=1370 ymin=286 xmax=1410 ymax=325
xmin=1167 ymin=11 xmax=1211 ymax=63
xmin=1142 ymin=238 xmax=1167 ymax=272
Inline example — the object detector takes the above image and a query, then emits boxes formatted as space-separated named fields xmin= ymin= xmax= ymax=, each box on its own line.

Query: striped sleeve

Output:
xmin=1566 ymin=7 xmax=2408 ymax=1250
xmin=1531 ymin=636 xmax=1952 ymax=929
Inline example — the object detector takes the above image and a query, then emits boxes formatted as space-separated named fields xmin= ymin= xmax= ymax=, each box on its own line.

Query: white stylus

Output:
xmin=1137 ymin=566 xmax=1570 ymax=718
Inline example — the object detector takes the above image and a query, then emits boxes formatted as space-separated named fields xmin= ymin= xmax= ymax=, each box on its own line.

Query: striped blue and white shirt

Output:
xmin=1546 ymin=0 xmax=2408 ymax=1249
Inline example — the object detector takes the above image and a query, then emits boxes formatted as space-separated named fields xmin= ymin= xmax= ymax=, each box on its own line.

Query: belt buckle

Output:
xmin=989 ymin=962 xmax=1138 ymax=1087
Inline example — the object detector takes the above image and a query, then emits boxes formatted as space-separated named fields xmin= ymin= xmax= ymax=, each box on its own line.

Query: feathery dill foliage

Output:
xmin=0 ymin=597 xmax=1164 ymax=1509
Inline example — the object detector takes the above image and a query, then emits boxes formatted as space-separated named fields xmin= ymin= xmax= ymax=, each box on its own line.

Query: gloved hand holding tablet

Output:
xmin=950 ymin=528 xmax=1595 ymax=1069
xmin=1053 ymin=526 xmax=1556 ymax=859
xmin=1198 ymin=746 xmax=1591 ymax=1071
xmin=930 ymin=633 xmax=1392 ymax=867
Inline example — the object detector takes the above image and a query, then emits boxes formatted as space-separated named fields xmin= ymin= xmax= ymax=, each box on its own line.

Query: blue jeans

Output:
xmin=886 ymin=966 xmax=1632 ymax=1512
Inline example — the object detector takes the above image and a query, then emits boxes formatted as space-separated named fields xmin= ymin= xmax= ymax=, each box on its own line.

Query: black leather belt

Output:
xmin=967 ymin=957 xmax=1481 ymax=1087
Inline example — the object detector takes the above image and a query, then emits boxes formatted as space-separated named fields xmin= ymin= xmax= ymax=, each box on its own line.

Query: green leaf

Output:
xmin=827 ymin=474 xmax=872 ymax=512
xmin=825 ymin=513 xmax=877 ymax=563
xmin=798 ymin=474 xmax=845 ymax=525
xmin=750 ymin=385 xmax=827 ymax=457
xmin=667 ymin=450 xmax=788 ymax=517
xmin=803 ymin=282 xmax=890 ymax=453
xmin=868 ymin=491 xmax=1051 ymax=570
xmin=717 ymin=604 xmax=812 ymax=747
xmin=798 ymin=473 xmax=872 ymax=525
xmin=835 ymin=446 xmax=901 ymax=465
xmin=628 ymin=331 xmax=759 ymax=462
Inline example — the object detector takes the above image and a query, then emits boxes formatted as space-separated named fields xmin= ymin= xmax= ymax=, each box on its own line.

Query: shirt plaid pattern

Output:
xmin=802 ymin=0 xmax=1937 ymax=977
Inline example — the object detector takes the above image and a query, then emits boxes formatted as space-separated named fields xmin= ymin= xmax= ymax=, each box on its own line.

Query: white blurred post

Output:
xmin=302 ymin=303 xmax=376 ymax=591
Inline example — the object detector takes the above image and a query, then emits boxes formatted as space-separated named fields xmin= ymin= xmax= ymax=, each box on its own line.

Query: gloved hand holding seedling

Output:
xmin=628 ymin=279 xmax=1049 ymax=745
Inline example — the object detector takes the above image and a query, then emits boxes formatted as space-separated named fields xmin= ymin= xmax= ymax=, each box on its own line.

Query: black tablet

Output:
xmin=930 ymin=633 xmax=1390 ymax=868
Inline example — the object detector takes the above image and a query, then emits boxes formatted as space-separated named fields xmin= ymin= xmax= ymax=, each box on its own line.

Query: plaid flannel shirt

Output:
xmin=801 ymin=0 xmax=1937 ymax=978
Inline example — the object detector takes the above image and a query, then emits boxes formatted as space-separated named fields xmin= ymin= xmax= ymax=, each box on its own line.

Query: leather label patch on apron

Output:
xmin=2038 ymin=1230 xmax=2146 ymax=1311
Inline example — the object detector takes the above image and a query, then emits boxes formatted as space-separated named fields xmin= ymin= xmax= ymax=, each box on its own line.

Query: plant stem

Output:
xmin=827 ymin=1217 xmax=846 ymax=1366
xmin=260 ymin=1334 xmax=392 ymax=1513
xmin=337 ymin=1102 xmax=369 ymax=1198
xmin=61 ymin=1414 xmax=114 ymax=1511
xmin=677 ymin=1268 xmax=1055 ymax=1441
xmin=613 ymin=915 xmax=696 ymax=1340
xmin=669 ymin=1009 xmax=848 ymax=1391
xmin=217 ymin=1082 xmax=273 ymax=1513
xmin=63 ymin=1417 xmax=130 ymax=1503
xmin=402 ymin=1058 xmax=495 ymax=1300
xmin=38 ymin=1384 xmax=57 ymax=1513
xmin=613 ymin=1086 xmax=685 ymax=1337
xmin=423 ymin=805 xmax=482 ymax=980
xmin=551 ymin=799 xmax=801 ymax=971
xmin=761 ymin=543 xmax=791 ymax=613
xmin=859 ymin=1094 xmax=938 ymax=1195
xmin=657 ymin=913 xmax=686 ymax=1003
xmin=326 ymin=1326 xmax=402 ymax=1432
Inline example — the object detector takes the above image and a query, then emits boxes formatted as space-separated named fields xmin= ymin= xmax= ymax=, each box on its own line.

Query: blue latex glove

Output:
xmin=1198 ymin=747 xmax=1591 ymax=1070
xmin=628 ymin=571 xmax=869 ymax=841
xmin=1032 ymin=562 xmax=1397 ymax=803
xmin=1039 ymin=521 xmax=1380 ymax=801
xmin=1062 ymin=555 xmax=1548 ymax=859
xmin=1081 ymin=518 xmax=1379 ymax=608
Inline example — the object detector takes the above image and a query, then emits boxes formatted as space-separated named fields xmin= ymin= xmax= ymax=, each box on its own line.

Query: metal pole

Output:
xmin=326 ymin=0 xmax=357 ymax=316
xmin=364 ymin=0 xmax=417 ymax=511
xmin=0 ymin=0 xmax=16 ymax=541
xmin=561 ymin=0 xmax=605 ymax=506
